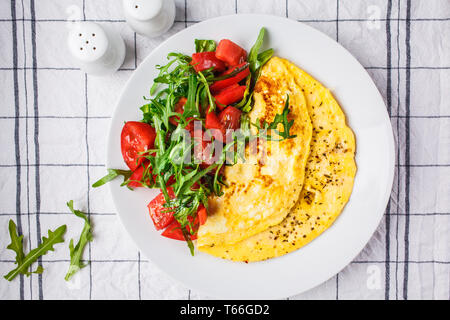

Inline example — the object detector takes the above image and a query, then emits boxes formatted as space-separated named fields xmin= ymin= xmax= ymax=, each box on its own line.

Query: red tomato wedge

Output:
xmin=128 ymin=161 xmax=153 ymax=188
xmin=169 ymin=97 xmax=195 ymax=132
xmin=166 ymin=175 xmax=176 ymax=186
xmin=215 ymin=39 xmax=247 ymax=66
xmin=192 ymin=129 xmax=221 ymax=169
xmin=121 ymin=121 xmax=156 ymax=171
xmin=169 ymin=97 xmax=187 ymax=126
xmin=191 ymin=52 xmax=226 ymax=73
xmin=161 ymin=216 xmax=198 ymax=241
xmin=210 ymin=63 xmax=250 ymax=93
xmin=205 ymin=109 xmax=225 ymax=141
xmin=193 ymin=130 xmax=207 ymax=164
xmin=214 ymin=84 xmax=246 ymax=109
xmin=197 ymin=204 xmax=207 ymax=225
xmin=219 ymin=106 xmax=242 ymax=131
xmin=200 ymin=142 xmax=216 ymax=168
xmin=147 ymin=187 xmax=176 ymax=230
xmin=193 ymin=130 xmax=214 ymax=166
xmin=161 ymin=221 xmax=185 ymax=240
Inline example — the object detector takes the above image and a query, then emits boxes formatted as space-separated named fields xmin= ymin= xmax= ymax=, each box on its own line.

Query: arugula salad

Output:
xmin=94 ymin=28 xmax=295 ymax=254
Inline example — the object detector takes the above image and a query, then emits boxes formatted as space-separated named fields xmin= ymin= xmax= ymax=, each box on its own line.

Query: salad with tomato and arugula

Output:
xmin=94 ymin=28 xmax=294 ymax=255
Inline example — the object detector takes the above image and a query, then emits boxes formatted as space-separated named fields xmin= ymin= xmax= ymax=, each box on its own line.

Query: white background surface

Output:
xmin=0 ymin=0 xmax=449 ymax=300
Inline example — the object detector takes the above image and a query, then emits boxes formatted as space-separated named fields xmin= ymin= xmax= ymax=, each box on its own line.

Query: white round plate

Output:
xmin=107 ymin=14 xmax=395 ymax=299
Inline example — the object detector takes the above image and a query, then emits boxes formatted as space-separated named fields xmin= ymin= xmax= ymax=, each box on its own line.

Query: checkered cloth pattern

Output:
xmin=0 ymin=0 xmax=449 ymax=300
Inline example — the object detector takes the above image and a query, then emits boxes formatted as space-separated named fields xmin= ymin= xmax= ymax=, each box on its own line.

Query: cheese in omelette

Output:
xmin=197 ymin=58 xmax=313 ymax=248
xmin=198 ymin=57 xmax=356 ymax=261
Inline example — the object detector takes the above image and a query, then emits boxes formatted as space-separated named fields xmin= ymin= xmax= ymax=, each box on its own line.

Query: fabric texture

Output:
xmin=0 ymin=0 xmax=448 ymax=300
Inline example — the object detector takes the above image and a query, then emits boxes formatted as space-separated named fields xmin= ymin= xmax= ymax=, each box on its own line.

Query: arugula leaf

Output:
xmin=177 ymin=163 xmax=219 ymax=197
xmin=33 ymin=265 xmax=44 ymax=275
xmin=267 ymin=95 xmax=296 ymax=139
xmin=236 ymin=28 xmax=273 ymax=113
xmin=92 ymin=169 xmax=132 ymax=188
xmin=197 ymin=71 xmax=216 ymax=111
xmin=5 ymin=220 xmax=46 ymax=278
xmin=213 ymin=163 xmax=226 ymax=196
xmin=65 ymin=200 xmax=93 ymax=281
xmin=181 ymin=228 xmax=195 ymax=256
xmin=195 ymin=39 xmax=216 ymax=52
xmin=235 ymin=76 xmax=252 ymax=108
xmin=248 ymin=27 xmax=266 ymax=73
xmin=150 ymin=53 xmax=192 ymax=96
xmin=6 ymin=220 xmax=25 ymax=267
xmin=183 ymin=74 xmax=200 ymax=118
xmin=255 ymin=48 xmax=274 ymax=72
xmin=4 ymin=223 xmax=66 ymax=281
xmin=241 ymin=92 xmax=254 ymax=113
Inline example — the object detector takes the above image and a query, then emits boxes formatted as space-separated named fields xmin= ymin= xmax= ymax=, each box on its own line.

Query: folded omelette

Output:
xmin=197 ymin=57 xmax=313 ymax=248
xmin=198 ymin=57 xmax=356 ymax=261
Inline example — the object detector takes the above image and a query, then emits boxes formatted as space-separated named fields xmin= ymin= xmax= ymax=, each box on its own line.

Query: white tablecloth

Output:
xmin=0 ymin=0 xmax=449 ymax=300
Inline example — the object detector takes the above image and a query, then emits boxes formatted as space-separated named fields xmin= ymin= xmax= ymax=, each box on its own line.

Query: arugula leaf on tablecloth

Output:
xmin=65 ymin=200 xmax=93 ymax=281
xmin=4 ymin=221 xmax=66 ymax=281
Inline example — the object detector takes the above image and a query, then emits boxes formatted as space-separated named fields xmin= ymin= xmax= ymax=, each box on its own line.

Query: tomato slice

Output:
xmin=169 ymin=97 xmax=187 ymax=126
xmin=214 ymin=84 xmax=246 ymax=109
xmin=161 ymin=220 xmax=185 ymax=240
xmin=219 ymin=106 xmax=242 ymax=131
xmin=210 ymin=63 xmax=250 ymax=93
xmin=205 ymin=109 xmax=225 ymax=141
xmin=215 ymin=39 xmax=247 ymax=66
xmin=166 ymin=175 xmax=176 ymax=186
xmin=205 ymin=110 xmax=223 ymax=131
xmin=147 ymin=187 xmax=176 ymax=230
xmin=128 ymin=161 xmax=153 ymax=188
xmin=192 ymin=129 xmax=221 ymax=169
xmin=193 ymin=129 xmax=206 ymax=164
xmin=161 ymin=217 xmax=198 ymax=241
xmin=169 ymin=97 xmax=195 ymax=133
xmin=121 ymin=121 xmax=156 ymax=171
xmin=198 ymin=140 xmax=222 ymax=169
xmin=191 ymin=52 xmax=226 ymax=73
xmin=197 ymin=204 xmax=207 ymax=225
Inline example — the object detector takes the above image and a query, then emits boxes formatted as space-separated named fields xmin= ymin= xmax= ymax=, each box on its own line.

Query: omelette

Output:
xmin=198 ymin=57 xmax=356 ymax=261
xmin=197 ymin=58 xmax=313 ymax=248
